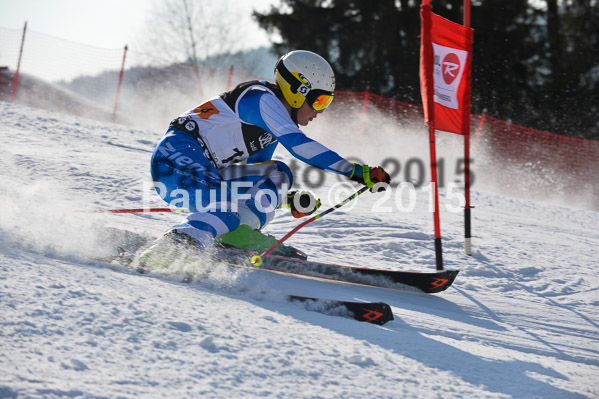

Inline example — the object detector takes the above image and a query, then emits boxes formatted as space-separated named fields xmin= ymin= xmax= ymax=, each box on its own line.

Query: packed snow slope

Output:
xmin=1 ymin=101 xmax=598 ymax=398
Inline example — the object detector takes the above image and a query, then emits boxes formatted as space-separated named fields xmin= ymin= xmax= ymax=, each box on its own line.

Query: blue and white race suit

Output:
xmin=150 ymin=80 xmax=354 ymax=244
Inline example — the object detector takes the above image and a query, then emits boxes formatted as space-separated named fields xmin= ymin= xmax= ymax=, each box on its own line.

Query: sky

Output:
xmin=0 ymin=0 xmax=274 ymax=49
xmin=0 ymin=0 xmax=276 ymax=81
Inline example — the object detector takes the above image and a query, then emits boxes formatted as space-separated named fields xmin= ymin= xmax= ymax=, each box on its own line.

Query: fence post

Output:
xmin=111 ymin=45 xmax=128 ymax=123
xmin=10 ymin=21 xmax=27 ymax=103
xmin=226 ymin=64 xmax=234 ymax=90
xmin=359 ymin=91 xmax=370 ymax=135
xmin=472 ymin=113 xmax=486 ymax=147
xmin=362 ymin=91 xmax=370 ymax=115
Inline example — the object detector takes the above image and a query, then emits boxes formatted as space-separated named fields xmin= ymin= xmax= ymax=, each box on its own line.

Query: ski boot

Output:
xmin=215 ymin=225 xmax=307 ymax=261
xmin=138 ymin=229 xmax=211 ymax=272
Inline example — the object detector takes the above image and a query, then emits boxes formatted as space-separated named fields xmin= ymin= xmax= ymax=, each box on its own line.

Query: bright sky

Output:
xmin=0 ymin=0 xmax=274 ymax=49
xmin=0 ymin=0 xmax=276 ymax=81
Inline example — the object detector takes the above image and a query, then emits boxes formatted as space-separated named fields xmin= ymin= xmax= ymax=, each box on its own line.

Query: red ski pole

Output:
xmin=83 ymin=208 xmax=188 ymax=214
xmin=251 ymin=186 xmax=369 ymax=266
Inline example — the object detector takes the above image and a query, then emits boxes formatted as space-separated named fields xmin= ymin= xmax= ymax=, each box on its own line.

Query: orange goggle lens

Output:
xmin=311 ymin=94 xmax=334 ymax=111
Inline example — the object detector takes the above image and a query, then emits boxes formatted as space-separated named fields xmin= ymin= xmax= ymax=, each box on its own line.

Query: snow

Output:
xmin=1 ymin=101 xmax=598 ymax=398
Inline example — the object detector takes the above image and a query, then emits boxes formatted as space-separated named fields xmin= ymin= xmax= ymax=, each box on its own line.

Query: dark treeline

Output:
xmin=254 ymin=0 xmax=599 ymax=140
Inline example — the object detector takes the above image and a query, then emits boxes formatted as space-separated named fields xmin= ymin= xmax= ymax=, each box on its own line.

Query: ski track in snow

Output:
xmin=1 ymin=102 xmax=598 ymax=398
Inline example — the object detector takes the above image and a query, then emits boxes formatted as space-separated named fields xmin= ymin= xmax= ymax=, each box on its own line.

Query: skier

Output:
xmin=140 ymin=50 xmax=390 ymax=267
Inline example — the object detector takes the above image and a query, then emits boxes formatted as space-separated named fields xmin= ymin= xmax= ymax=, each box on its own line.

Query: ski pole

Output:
xmin=82 ymin=208 xmax=188 ymax=214
xmin=251 ymin=186 xmax=369 ymax=266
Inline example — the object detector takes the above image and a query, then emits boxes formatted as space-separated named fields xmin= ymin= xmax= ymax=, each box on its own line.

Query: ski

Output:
xmin=216 ymin=246 xmax=459 ymax=294
xmin=288 ymin=295 xmax=394 ymax=325
xmin=96 ymin=227 xmax=458 ymax=293
xmin=97 ymin=252 xmax=395 ymax=325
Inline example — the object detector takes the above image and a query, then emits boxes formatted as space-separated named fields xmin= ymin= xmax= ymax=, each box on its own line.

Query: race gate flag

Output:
xmin=420 ymin=1 xmax=474 ymax=135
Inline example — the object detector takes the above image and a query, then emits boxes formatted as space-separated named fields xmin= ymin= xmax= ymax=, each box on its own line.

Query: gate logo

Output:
xmin=442 ymin=53 xmax=460 ymax=85
xmin=432 ymin=43 xmax=468 ymax=109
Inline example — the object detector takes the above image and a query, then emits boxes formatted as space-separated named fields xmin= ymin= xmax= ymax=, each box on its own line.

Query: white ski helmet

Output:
xmin=274 ymin=50 xmax=335 ymax=111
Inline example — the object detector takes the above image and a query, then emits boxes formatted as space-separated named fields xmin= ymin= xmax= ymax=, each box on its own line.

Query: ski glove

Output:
xmin=282 ymin=190 xmax=322 ymax=218
xmin=348 ymin=163 xmax=391 ymax=193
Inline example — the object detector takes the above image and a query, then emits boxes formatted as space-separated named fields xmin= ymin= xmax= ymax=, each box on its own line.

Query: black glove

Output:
xmin=348 ymin=163 xmax=391 ymax=192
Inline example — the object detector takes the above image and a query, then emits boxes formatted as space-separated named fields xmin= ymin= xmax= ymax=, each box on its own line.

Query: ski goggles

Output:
xmin=306 ymin=90 xmax=335 ymax=112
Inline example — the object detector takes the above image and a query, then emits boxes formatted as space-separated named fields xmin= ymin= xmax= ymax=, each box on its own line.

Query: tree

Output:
xmin=255 ymin=0 xmax=599 ymax=139
xmin=255 ymin=0 xmax=421 ymax=102
xmin=138 ymin=0 xmax=258 ymax=69
xmin=531 ymin=0 xmax=599 ymax=138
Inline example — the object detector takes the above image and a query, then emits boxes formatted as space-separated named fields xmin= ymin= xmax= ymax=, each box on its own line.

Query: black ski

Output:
xmin=96 ymin=227 xmax=458 ymax=293
xmin=288 ymin=295 xmax=394 ymax=325
xmin=216 ymin=246 xmax=459 ymax=294
xmin=97 ymin=252 xmax=395 ymax=325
